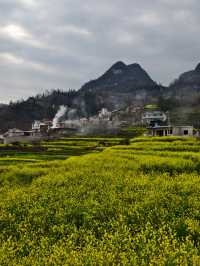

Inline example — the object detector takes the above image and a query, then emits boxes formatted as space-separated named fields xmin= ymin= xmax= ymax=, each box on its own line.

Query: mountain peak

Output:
xmin=110 ymin=61 xmax=127 ymax=70
xmin=195 ymin=63 xmax=200 ymax=72
xmin=127 ymin=63 xmax=141 ymax=68
xmin=80 ymin=61 xmax=156 ymax=93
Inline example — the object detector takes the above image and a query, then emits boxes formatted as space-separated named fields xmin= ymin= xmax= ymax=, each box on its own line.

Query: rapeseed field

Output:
xmin=0 ymin=137 xmax=199 ymax=265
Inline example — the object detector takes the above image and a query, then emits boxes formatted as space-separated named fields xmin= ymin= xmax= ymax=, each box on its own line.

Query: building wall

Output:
xmin=148 ymin=128 xmax=172 ymax=137
xmin=4 ymin=136 xmax=43 ymax=144
xmin=173 ymin=127 xmax=193 ymax=137
xmin=148 ymin=126 xmax=193 ymax=137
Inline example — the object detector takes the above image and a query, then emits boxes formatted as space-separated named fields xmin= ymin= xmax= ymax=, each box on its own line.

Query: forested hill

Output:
xmin=0 ymin=90 xmax=78 ymax=133
xmin=1 ymin=61 xmax=200 ymax=132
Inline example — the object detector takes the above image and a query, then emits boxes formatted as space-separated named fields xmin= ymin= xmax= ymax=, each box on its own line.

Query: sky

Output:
xmin=0 ymin=0 xmax=200 ymax=103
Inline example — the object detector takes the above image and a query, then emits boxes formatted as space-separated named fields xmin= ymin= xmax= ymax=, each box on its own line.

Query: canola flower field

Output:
xmin=0 ymin=136 xmax=199 ymax=265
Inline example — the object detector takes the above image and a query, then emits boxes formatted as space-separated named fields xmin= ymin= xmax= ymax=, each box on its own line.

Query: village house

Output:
xmin=3 ymin=128 xmax=43 ymax=144
xmin=147 ymin=125 xmax=172 ymax=137
xmin=147 ymin=125 xmax=194 ymax=137
xmin=32 ymin=120 xmax=52 ymax=134
xmin=142 ymin=107 xmax=194 ymax=137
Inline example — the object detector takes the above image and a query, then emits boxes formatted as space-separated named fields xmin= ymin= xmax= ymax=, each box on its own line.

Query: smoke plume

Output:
xmin=52 ymin=106 xmax=67 ymax=128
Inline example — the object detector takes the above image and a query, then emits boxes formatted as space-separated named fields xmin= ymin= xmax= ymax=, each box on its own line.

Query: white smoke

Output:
xmin=67 ymin=108 xmax=78 ymax=120
xmin=52 ymin=106 xmax=67 ymax=128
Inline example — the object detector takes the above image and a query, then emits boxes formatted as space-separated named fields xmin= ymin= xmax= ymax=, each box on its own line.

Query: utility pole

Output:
xmin=166 ymin=111 xmax=171 ymax=126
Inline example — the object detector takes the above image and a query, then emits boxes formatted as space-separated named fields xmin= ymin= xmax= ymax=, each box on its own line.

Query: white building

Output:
xmin=32 ymin=120 xmax=52 ymax=133
xmin=98 ymin=108 xmax=112 ymax=121
xmin=4 ymin=128 xmax=25 ymax=137
xmin=3 ymin=128 xmax=43 ymax=144
xmin=32 ymin=121 xmax=41 ymax=131
xmin=142 ymin=111 xmax=167 ymax=125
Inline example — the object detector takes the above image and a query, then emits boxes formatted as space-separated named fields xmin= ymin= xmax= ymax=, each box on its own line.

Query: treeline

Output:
xmin=0 ymin=89 xmax=78 ymax=133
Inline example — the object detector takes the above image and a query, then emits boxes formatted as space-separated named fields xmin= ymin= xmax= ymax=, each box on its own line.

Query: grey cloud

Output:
xmin=0 ymin=0 xmax=200 ymax=102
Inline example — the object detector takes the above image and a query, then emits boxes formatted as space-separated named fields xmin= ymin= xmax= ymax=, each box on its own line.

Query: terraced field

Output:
xmin=0 ymin=137 xmax=123 ymax=165
xmin=0 ymin=136 xmax=199 ymax=265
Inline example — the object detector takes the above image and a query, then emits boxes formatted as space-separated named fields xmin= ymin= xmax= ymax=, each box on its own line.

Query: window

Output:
xmin=184 ymin=130 xmax=188 ymax=135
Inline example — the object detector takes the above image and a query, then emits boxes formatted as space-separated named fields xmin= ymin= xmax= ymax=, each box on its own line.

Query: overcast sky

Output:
xmin=0 ymin=0 xmax=200 ymax=103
